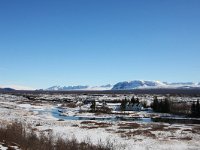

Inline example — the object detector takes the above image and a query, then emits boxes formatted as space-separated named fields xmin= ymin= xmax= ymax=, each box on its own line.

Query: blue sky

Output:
xmin=0 ymin=0 xmax=200 ymax=89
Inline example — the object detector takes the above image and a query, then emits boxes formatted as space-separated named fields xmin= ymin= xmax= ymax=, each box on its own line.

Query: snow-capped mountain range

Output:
xmin=45 ymin=80 xmax=200 ymax=91
xmin=46 ymin=84 xmax=113 ymax=91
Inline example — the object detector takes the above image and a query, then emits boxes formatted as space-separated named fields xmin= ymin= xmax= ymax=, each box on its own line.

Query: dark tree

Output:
xmin=190 ymin=100 xmax=200 ymax=117
xmin=159 ymin=100 xmax=163 ymax=112
xmin=90 ymin=101 xmax=96 ymax=112
xmin=120 ymin=98 xmax=128 ymax=111
xmin=152 ymin=97 xmax=171 ymax=113
xmin=136 ymin=98 xmax=139 ymax=104
xmin=191 ymin=101 xmax=196 ymax=116
xmin=131 ymin=96 xmax=136 ymax=104
xmin=152 ymin=96 xmax=159 ymax=112
xmin=197 ymin=100 xmax=200 ymax=116
xmin=164 ymin=98 xmax=170 ymax=113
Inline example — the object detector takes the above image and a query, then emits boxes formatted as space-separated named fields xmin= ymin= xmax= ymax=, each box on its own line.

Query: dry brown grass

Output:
xmin=192 ymin=126 xmax=200 ymax=134
xmin=117 ymin=122 xmax=140 ymax=129
xmin=170 ymin=136 xmax=192 ymax=141
xmin=80 ymin=121 xmax=96 ymax=124
xmin=61 ymin=102 xmax=77 ymax=108
xmin=71 ymin=124 xmax=79 ymax=127
xmin=148 ymin=124 xmax=167 ymax=131
xmin=143 ymin=123 xmax=180 ymax=133
xmin=94 ymin=107 xmax=112 ymax=114
xmin=65 ymin=102 xmax=77 ymax=108
xmin=179 ymin=137 xmax=192 ymax=140
xmin=0 ymin=122 xmax=114 ymax=150
xmin=121 ymin=130 xmax=156 ymax=139
xmin=182 ymin=129 xmax=192 ymax=132
xmin=115 ymin=130 xmax=126 ymax=134
xmin=162 ymin=127 xmax=179 ymax=132
xmin=80 ymin=121 xmax=112 ymax=128
xmin=80 ymin=126 xmax=99 ymax=129
xmin=95 ymin=122 xmax=112 ymax=128
xmin=105 ymin=129 xmax=115 ymax=132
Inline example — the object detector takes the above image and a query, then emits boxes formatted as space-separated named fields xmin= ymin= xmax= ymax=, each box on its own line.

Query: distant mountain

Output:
xmin=112 ymin=80 xmax=164 ymax=90
xmin=112 ymin=80 xmax=200 ymax=90
xmin=0 ymin=85 xmax=34 ymax=91
xmin=85 ymin=84 xmax=113 ymax=90
xmin=46 ymin=85 xmax=88 ymax=91
xmin=45 ymin=81 xmax=200 ymax=91
xmin=46 ymin=84 xmax=113 ymax=91
xmin=0 ymin=88 xmax=15 ymax=92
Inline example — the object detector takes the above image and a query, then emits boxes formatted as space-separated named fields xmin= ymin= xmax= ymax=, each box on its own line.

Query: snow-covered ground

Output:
xmin=0 ymin=94 xmax=200 ymax=150
xmin=0 ymin=143 xmax=20 ymax=150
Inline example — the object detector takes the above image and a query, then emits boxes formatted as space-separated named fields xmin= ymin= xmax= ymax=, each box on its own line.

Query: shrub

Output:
xmin=0 ymin=122 xmax=113 ymax=150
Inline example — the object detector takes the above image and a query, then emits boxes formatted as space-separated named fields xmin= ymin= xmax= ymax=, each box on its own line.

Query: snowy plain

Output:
xmin=0 ymin=94 xmax=200 ymax=150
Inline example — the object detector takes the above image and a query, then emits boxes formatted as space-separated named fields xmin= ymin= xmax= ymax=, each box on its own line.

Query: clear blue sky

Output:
xmin=0 ymin=0 xmax=200 ymax=89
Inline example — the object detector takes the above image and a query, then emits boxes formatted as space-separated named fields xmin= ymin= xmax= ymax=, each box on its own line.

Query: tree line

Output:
xmin=151 ymin=96 xmax=200 ymax=117
xmin=151 ymin=96 xmax=170 ymax=113
xmin=191 ymin=100 xmax=200 ymax=117
xmin=120 ymin=96 xmax=140 ymax=111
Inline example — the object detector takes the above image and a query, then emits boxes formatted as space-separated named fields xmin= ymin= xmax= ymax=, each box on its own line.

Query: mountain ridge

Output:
xmin=45 ymin=80 xmax=200 ymax=91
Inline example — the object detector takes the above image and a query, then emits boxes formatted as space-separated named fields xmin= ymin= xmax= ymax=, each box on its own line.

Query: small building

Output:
xmin=125 ymin=103 xmax=143 ymax=111
xmin=106 ymin=102 xmax=143 ymax=111
xmin=107 ymin=103 xmax=121 ymax=111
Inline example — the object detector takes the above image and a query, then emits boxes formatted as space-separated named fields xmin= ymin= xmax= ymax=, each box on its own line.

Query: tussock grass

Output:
xmin=80 ymin=121 xmax=96 ymax=124
xmin=121 ymin=130 xmax=156 ymax=139
xmin=80 ymin=121 xmax=112 ymax=128
xmin=64 ymin=102 xmax=77 ymax=108
xmin=80 ymin=126 xmax=98 ymax=129
xmin=0 ymin=122 xmax=114 ymax=150
xmin=192 ymin=126 xmax=200 ymax=134
xmin=118 ymin=122 xmax=140 ymax=129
